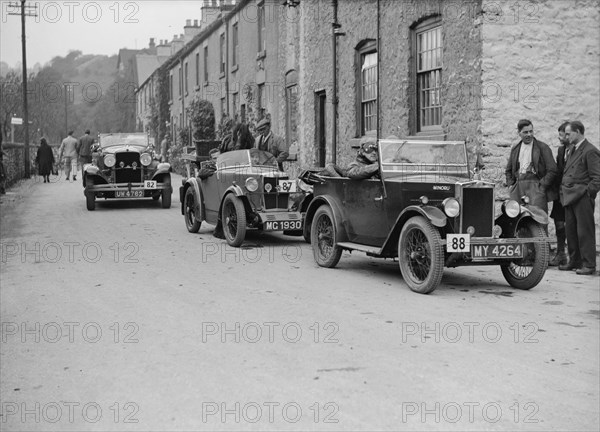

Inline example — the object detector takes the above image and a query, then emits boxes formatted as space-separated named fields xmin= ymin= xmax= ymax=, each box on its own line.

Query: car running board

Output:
xmin=337 ymin=242 xmax=382 ymax=256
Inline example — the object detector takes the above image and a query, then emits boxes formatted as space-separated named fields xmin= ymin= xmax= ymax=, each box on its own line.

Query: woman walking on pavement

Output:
xmin=36 ymin=138 xmax=55 ymax=183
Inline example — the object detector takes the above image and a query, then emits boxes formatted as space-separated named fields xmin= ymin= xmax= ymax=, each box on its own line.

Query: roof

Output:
xmin=134 ymin=54 xmax=170 ymax=86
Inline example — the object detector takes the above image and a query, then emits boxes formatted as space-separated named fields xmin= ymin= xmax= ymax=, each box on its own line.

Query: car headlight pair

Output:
xmin=103 ymin=153 xmax=152 ymax=168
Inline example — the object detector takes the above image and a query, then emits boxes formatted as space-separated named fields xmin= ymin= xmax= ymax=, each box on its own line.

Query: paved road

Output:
xmin=1 ymin=175 xmax=599 ymax=431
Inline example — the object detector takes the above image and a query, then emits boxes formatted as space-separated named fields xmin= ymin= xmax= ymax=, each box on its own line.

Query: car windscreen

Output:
xmin=99 ymin=134 xmax=148 ymax=148
xmin=379 ymin=140 xmax=469 ymax=177
xmin=216 ymin=149 xmax=278 ymax=169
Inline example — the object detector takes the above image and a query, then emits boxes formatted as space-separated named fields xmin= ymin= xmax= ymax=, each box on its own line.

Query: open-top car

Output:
xmin=83 ymin=133 xmax=172 ymax=210
xmin=304 ymin=139 xmax=550 ymax=294
xmin=180 ymin=148 xmax=312 ymax=247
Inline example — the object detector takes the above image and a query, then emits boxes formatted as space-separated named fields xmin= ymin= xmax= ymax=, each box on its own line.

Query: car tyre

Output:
xmin=85 ymin=176 xmax=95 ymax=211
xmin=311 ymin=205 xmax=342 ymax=268
xmin=398 ymin=216 xmax=444 ymax=294
xmin=222 ymin=194 xmax=247 ymax=247
xmin=184 ymin=188 xmax=202 ymax=233
xmin=501 ymin=220 xmax=548 ymax=290
xmin=161 ymin=175 xmax=172 ymax=209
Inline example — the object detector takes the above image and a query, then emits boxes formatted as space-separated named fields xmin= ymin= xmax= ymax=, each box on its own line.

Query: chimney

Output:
xmin=156 ymin=39 xmax=170 ymax=57
xmin=171 ymin=34 xmax=184 ymax=54
xmin=201 ymin=0 xmax=221 ymax=27
xmin=184 ymin=18 xmax=202 ymax=43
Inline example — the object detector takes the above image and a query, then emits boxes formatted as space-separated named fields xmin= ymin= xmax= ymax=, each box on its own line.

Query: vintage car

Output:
xmin=304 ymin=139 xmax=550 ymax=294
xmin=83 ymin=133 xmax=172 ymax=211
xmin=179 ymin=148 xmax=312 ymax=247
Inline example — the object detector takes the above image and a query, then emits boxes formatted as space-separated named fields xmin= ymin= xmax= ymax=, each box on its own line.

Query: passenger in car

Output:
xmin=318 ymin=136 xmax=380 ymax=180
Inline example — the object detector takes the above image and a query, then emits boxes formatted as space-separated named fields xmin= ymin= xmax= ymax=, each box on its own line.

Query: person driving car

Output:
xmin=318 ymin=136 xmax=380 ymax=180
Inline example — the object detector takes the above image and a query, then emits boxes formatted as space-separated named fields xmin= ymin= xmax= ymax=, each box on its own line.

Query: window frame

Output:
xmin=412 ymin=17 xmax=443 ymax=134
xmin=257 ymin=1 xmax=266 ymax=54
xmin=354 ymin=39 xmax=378 ymax=137
xmin=232 ymin=22 xmax=239 ymax=67
xmin=203 ymin=45 xmax=209 ymax=83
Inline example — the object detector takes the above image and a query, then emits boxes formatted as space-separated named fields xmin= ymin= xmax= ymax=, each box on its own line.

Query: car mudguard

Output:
xmin=495 ymin=207 xmax=547 ymax=238
xmin=380 ymin=205 xmax=447 ymax=256
xmin=304 ymin=195 xmax=348 ymax=243
xmin=84 ymin=165 xmax=100 ymax=176
xmin=180 ymin=178 xmax=204 ymax=220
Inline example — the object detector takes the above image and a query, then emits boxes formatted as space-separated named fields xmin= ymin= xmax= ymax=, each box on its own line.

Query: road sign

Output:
xmin=11 ymin=117 xmax=23 ymax=125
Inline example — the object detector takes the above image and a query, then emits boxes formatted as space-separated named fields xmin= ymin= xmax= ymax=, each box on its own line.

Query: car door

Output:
xmin=343 ymin=178 xmax=390 ymax=247
xmin=201 ymin=172 xmax=221 ymax=222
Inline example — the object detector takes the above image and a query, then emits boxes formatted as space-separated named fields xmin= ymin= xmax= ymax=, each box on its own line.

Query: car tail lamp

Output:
xmin=140 ymin=153 xmax=152 ymax=166
xmin=245 ymin=177 xmax=259 ymax=192
xmin=104 ymin=154 xmax=116 ymax=167
xmin=443 ymin=197 xmax=460 ymax=217
xmin=503 ymin=199 xmax=520 ymax=218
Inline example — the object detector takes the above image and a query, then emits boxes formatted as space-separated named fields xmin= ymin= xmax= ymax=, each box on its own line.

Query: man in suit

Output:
xmin=559 ymin=121 xmax=600 ymax=275
xmin=548 ymin=122 xmax=571 ymax=266
xmin=254 ymin=118 xmax=288 ymax=170
xmin=78 ymin=129 xmax=95 ymax=166
xmin=505 ymin=119 xmax=557 ymax=215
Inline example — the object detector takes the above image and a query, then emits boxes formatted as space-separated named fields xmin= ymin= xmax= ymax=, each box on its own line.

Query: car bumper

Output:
xmin=85 ymin=182 xmax=172 ymax=198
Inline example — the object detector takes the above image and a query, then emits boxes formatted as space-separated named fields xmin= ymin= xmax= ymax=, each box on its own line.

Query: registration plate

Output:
xmin=144 ymin=180 xmax=157 ymax=189
xmin=263 ymin=220 xmax=302 ymax=231
xmin=278 ymin=180 xmax=297 ymax=193
xmin=446 ymin=234 xmax=470 ymax=252
xmin=471 ymin=244 xmax=524 ymax=258
xmin=115 ymin=190 xmax=143 ymax=198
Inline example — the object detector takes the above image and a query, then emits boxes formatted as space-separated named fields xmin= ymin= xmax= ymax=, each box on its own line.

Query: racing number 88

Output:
xmin=452 ymin=237 xmax=466 ymax=250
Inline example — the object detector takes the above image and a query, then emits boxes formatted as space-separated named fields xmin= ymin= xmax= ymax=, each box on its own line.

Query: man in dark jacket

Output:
xmin=548 ymin=122 xmax=571 ymax=266
xmin=504 ymin=119 xmax=557 ymax=214
xmin=254 ymin=118 xmax=289 ymax=170
xmin=559 ymin=121 xmax=600 ymax=275
xmin=78 ymin=129 xmax=95 ymax=166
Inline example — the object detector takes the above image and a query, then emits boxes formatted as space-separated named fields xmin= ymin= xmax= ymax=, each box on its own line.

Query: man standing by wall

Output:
xmin=559 ymin=121 xmax=600 ymax=275
xmin=505 ymin=119 xmax=557 ymax=215
xmin=254 ymin=118 xmax=288 ymax=171
xmin=58 ymin=130 xmax=79 ymax=182
xmin=549 ymin=122 xmax=571 ymax=266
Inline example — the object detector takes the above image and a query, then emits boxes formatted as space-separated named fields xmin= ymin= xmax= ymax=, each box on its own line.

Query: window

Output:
xmin=258 ymin=84 xmax=265 ymax=117
xmin=203 ymin=46 xmax=209 ymax=82
xmin=220 ymin=33 xmax=226 ymax=74
xmin=178 ymin=66 xmax=182 ymax=96
xmin=232 ymin=22 xmax=239 ymax=66
xmin=195 ymin=52 xmax=200 ymax=86
xmin=232 ymin=92 xmax=239 ymax=120
xmin=415 ymin=20 xmax=442 ymax=131
xmin=240 ymin=104 xmax=246 ymax=122
xmin=285 ymin=70 xmax=299 ymax=147
xmin=169 ymin=74 xmax=173 ymax=101
xmin=184 ymin=62 xmax=188 ymax=94
xmin=220 ymin=97 xmax=226 ymax=116
xmin=355 ymin=40 xmax=377 ymax=136
xmin=257 ymin=2 xmax=266 ymax=53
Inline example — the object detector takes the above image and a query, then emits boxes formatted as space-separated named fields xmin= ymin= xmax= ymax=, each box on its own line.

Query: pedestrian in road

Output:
xmin=58 ymin=130 xmax=79 ymax=181
xmin=78 ymin=129 xmax=94 ymax=167
xmin=504 ymin=119 xmax=557 ymax=215
xmin=548 ymin=122 xmax=571 ymax=266
xmin=559 ymin=121 xmax=600 ymax=275
xmin=35 ymin=138 xmax=55 ymax=183
xmin=254 ymin=118 xmax=289 ymax=170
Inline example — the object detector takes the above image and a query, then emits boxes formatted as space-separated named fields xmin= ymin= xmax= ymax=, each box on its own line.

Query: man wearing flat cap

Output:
xmin=255 ymin=118 xmax=288 ymax=170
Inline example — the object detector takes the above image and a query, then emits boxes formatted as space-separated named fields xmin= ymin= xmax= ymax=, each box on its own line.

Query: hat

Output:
xmin=256 ymin=118 xmax=271 ymax=130
xmin=359 ymin=136 xmax=378 ymax=153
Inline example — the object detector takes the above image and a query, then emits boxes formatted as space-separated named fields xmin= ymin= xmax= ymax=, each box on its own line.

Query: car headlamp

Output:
xmin=140 ymin=153 xmax=152 ymax=166
xmin=443 ymin=197 xmax=460 ymax=217
xmin=245 ymin=177 xmax=259 ymax=192
xmin=503 ymin=199 xmax=520 ymax=218
xmin=104 ymin=154 xmax=116 ymax=167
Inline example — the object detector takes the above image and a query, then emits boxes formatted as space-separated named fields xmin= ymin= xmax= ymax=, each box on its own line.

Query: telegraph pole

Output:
xmin=7 ymin=1 xmax=37 ymax=178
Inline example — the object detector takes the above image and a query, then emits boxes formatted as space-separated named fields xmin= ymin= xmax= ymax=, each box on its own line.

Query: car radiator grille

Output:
xmin=114 ymin=153 xmax=142 ymax=184
xmin=263 ymin=177 xmax=289 ymax=210
xmin=462 ymin=187 xmax=493 ymax=237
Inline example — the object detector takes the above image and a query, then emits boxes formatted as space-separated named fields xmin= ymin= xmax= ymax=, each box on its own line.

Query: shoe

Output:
xmin=549 ymin=253 xmax=567 ymax=267
xmin=576 ymin=267 xmax=596 ymax=276
xmin=65 ymin=176 xmax=69 ymax=181
xmin=559 ymin=262 xmax=581 ymax=271
xmin=213 ymin=230 xmax=225 ymax=240
xmin=73 ymin=176 xmax=76 ymax=181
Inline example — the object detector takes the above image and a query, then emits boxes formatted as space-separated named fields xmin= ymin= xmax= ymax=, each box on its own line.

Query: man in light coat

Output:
xmin=58 ymin=130 xmax=79 ymax=181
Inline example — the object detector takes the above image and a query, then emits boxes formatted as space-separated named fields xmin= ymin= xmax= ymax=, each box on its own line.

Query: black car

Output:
xmin=304 ymin=138 xmax=550 ymax=294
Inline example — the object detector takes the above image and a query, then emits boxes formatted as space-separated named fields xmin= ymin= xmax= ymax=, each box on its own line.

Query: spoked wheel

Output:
xmin=398 ymin=216 xmax=444 ymax=294
xmin=184 ymin=188 xmax=201 ymax=233
xmin=311 ymin=205 xmax=342 ymax=268
xmin=501 ymin=220 xmax=548 ymax=290
xmin=221 ymin=194 xmax=246 ymax=247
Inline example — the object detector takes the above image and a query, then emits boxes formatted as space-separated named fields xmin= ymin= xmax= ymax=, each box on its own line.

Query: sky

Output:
xmin=0 ymin=1 xmax=206 ymax=68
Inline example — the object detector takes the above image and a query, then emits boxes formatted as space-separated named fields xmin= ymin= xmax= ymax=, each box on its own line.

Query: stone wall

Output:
xmin=1 ymin=143 xmax=60 ymax=187
xmin=480 ymin=0 xmax=600 ymax=244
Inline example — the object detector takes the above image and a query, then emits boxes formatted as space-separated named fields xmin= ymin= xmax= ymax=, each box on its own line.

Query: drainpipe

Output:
xmin=331 ymin=0 xmax=338 ymax=165
xmin=224 ymin=12 xmax=230 ymax=117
